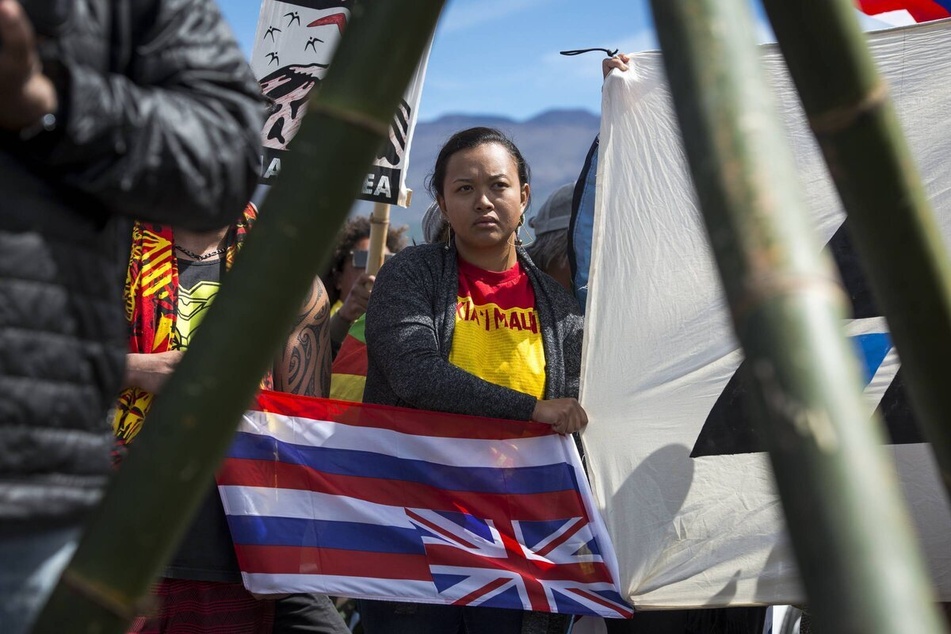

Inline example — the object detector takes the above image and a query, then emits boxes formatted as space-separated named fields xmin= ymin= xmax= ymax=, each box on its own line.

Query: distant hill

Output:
xmin=353 ymin=109 xmax=601 ymax=243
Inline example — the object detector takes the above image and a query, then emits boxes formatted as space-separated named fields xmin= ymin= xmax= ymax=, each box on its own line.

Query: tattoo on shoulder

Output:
xmin=277 ymin=278 xmax=332 ymax=397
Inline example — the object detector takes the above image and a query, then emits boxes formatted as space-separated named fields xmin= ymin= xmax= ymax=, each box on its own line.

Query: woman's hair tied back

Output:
xmin=426 ymin=127 xmax=531 ymax=208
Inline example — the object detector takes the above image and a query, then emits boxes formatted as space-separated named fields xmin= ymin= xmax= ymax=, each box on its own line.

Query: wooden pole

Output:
xmin=366 ymin=201 xmax=391 ymax=276
xmin=31 ymin=2 xmax=446 ymax=632
xmin=761 ymin=0 xmax=951 ymax=500
xmin=648 ymin=0 xmax=945 ymax=631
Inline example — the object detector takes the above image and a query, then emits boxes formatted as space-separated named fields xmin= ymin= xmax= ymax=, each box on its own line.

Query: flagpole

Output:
xmin=367 ymin=201 xmax=391 ymax=276
xmin=648 ymin=0 xmax=945 ymax=632
xmin=761 ymin=0 xmax=951 ymax=501
xmin=31 ymin=2 xmax=447 ymax=632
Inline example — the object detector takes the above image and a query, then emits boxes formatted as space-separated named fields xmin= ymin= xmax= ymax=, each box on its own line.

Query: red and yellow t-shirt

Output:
xmin=449 ymin=258 xmax=546 ymax=399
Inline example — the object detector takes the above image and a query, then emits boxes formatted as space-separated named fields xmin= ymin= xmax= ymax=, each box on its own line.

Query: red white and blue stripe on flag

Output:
xmin=217 ymin=390 xmax=633 ymax=619
xmin=857 ymin=0 xmax=951 ymax=22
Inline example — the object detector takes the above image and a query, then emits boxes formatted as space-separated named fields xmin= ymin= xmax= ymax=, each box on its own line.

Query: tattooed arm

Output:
xmin=273 ymin=276 xmax=332 ymax=397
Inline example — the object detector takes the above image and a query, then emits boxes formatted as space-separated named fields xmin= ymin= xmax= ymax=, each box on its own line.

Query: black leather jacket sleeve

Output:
xmin=27 ymin=0 xmax=265 ymax=231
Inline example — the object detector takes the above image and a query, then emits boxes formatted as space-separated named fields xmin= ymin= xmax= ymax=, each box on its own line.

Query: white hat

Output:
xmin=529 ymin=183 xmax=574 ymax=236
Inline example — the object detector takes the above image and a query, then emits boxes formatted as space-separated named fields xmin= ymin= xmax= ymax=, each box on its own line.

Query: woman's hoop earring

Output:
xmin=446 ymin=225 xmax=454 ymax=250
xmin=515 ymin=214 xmax=524 ymax=246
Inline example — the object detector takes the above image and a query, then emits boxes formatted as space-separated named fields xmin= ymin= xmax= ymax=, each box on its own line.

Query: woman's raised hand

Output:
xmin=602 ymin=52 xmax=631 ymax=79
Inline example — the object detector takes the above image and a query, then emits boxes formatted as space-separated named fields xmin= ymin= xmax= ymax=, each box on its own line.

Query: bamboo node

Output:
xmin=308 ymin=102 xmax=391 ymax=138
xmin=731 ymin=273 xmax=847 ymax=325
xmin=808 ymin=82 xmax=888 ymax=135
xmin=60 ymin=568 xmax=149 ymax=621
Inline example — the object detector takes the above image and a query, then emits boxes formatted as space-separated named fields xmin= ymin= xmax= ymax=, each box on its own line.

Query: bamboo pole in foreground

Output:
xmin=31 ymin=2 xmax=446 ymax=632
xmin=648 ymin=0 xmax=945 ymax=631
xmin=367 ymin=201 xmax=391 ymax=276
xmin=761 ymin=0 xmax=951 ymax=499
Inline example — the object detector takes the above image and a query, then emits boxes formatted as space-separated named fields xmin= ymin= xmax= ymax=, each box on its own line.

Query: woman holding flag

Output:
xmin=362 ymin=127 xmax=586 ymax=633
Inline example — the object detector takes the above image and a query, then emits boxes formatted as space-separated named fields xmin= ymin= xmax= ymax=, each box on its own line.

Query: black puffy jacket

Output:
xmin=0 ymin=0 xmax=265 ymax=527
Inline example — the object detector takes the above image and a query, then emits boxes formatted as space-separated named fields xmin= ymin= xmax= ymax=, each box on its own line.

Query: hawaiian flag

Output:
xmin=217 ymin=391 xmax=633 ymax=619
xmin=856 ymin=0 xmax=951 ymax=23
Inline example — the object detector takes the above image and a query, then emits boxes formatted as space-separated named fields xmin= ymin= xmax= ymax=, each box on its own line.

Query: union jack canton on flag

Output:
xmin=217 ymin=390 xmax=633 ymax=619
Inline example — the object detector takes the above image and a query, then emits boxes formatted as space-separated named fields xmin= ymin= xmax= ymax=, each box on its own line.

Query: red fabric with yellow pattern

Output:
xmin=329 ymin=315 xmax=368 ymax=403
xmin=112 ymin=204 xmax=258 ymax=447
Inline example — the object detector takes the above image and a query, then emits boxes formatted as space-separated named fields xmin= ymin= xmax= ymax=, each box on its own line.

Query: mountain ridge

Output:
xmin=355 ymin=108 xmax=601 ymax=242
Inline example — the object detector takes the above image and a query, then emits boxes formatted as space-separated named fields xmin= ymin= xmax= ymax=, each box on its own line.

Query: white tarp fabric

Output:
xmin=251 ymin=0 xmax=431 ymax=206
xmin=581 ymin=21 xmax=951 ymax=608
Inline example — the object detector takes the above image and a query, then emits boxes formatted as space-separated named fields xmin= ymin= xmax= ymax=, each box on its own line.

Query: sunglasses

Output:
xmin=350 ymin=249 xmax=394 ymax=269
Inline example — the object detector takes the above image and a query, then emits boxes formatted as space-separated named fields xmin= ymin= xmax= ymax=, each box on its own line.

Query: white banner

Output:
xmin=582 ymin=21 xmax=951 ymax=608
xmin=251 ymin=0 xmax=431 ymax=206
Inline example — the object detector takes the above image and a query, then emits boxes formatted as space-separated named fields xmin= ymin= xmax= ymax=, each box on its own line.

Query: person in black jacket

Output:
xmin=0 ymin=1 xmax=265 ymax=632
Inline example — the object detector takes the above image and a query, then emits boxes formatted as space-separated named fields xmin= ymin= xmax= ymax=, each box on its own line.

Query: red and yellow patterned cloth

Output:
xmin=329 ymin=315 xmax=369 ymax=403
xmin=111 ymin=204 xmax=257 ymax=445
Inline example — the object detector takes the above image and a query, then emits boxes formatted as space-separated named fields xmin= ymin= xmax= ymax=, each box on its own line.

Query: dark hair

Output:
xmin=525 ymin=229 xmax=569 ymax=275
xmin=320 ymin=216 xmax=409 ymax=305
xmin=426 ymin=127 xmax=531 ymax=207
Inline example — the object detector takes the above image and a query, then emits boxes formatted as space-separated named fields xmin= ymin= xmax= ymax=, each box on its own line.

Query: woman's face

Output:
xmin=437 ymin=142 xmax=529 ymax=254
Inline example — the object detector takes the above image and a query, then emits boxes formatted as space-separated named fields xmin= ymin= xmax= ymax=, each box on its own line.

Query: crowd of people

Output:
xmin=0 ymin=1 xmax=596 ymax=632
xmin=0 ymin=0 xmax=822 ymax=633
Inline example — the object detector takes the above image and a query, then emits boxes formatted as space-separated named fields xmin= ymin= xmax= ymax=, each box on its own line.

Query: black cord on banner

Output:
xmin=559 ymin=47 xmax=619 ymax=57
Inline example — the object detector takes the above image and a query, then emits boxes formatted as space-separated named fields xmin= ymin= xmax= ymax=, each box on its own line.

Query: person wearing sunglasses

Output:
xmin=321 ymin=216 xmax=409 ymax=356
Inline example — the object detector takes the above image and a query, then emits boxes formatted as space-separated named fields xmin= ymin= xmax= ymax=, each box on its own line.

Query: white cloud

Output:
xmin=439 ymin=0 xmax=552 ymax=33
xmin=614 ymin=30 xmax=659 ymax=55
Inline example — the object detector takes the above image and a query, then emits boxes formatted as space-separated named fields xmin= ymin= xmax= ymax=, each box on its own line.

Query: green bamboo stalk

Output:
xmin=31 ymin=2 xmax=445 ymax=632
xmin=648 ymin=0 xmax=945 ymax=632
xmin=761 ymin=0 xmax=951 ymax=499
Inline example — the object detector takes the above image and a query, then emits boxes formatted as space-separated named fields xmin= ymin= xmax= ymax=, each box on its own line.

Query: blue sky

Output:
xmin=220 ymin=0 xmax=656 ymax=122
xmin=218 ymin=1 xmax=890 ymax=123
